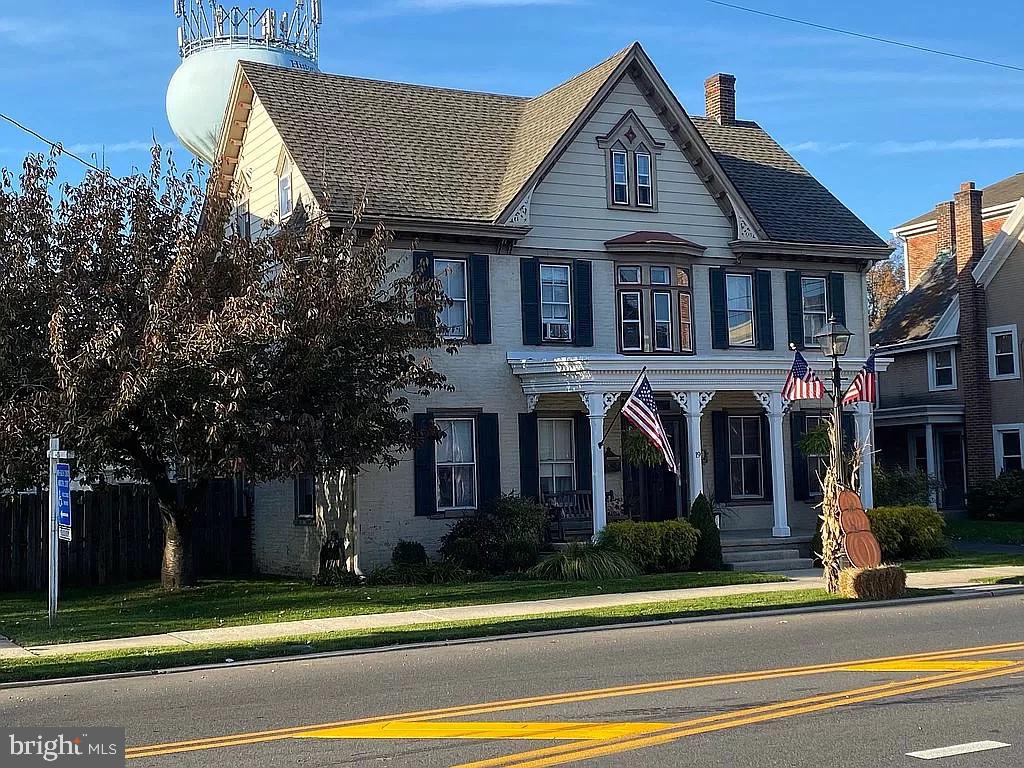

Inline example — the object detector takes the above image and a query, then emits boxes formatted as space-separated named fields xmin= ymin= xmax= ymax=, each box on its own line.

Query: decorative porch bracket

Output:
xmin=578 ymin=392 xmax=622 ymax=537
xmin=673 ymin=391 xmax=715 ymax=506
xmin=755 ymin=391 xmax=791 ymax=538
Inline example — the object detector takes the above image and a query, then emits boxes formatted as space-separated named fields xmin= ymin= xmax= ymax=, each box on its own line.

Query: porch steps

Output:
xmin=721 ymin=531 xmax=815 ymax=572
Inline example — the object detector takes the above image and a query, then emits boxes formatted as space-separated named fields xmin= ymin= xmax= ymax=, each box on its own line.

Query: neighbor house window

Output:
xmin=435 ymin=418 xmax=477 ymax=510
xmin=635 ymin=151 xmax=653 ymax=207
xmin=435 ymin=258 xmax=468 ymax=340
xmin=620 ymin=291 xmax=643 ymax=351
xmin=801 ymin=276 xmax=828 ymax=347
xmin=611 ymin=150 xmax=629 ymax=205
xmin=726 ymin=274 xmax=755 ymax=346
xmin=729 ymin=416 xmax=763 ymax=498
xmin=539 ymin=418 xmax=575 ymax=497
xmin=278 ymin=157 xmax=293 ymax=220
xmin=928 ymin=348 xmax=957 ymax=391
xmin=653 ymin=291 xmax=672 ymax=352
xmin=541 ymin=264 xmax=572 ymax=341
xmin=988 ymin=326 xmax=1020 ymax=380
xmin=294 ymin=474 xmax=315 ymax=524
xmin=994 ymin=425 xmax=1024 ymax=474
xmin=232 ymin=198 xmax=251 ymax=241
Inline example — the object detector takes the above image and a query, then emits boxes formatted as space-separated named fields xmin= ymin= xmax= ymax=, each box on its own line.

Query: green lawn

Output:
xmin=3 ymin=588 xmax=944 ymax=685
xmin=0 ymin=571 xmax=784 ymax=647
xmin=946 ymin=520 xmax=1024 ymax=546
xmin=902 ymin=553 xmax=1024 ymax=572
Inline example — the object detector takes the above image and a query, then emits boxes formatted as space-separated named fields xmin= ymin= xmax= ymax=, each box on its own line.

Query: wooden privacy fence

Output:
xmin=0 ymin=479 xmax=252 ymax=592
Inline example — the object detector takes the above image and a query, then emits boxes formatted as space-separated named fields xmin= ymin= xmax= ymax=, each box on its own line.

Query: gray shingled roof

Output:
xmin=691 ymin=117 xmax=886 ymax=248
xmin=240 ymin=45 xmax=883 ymax=248
xmin=897 ymin=172 xmax=1024 ymax=229
xmin=871 ymin=250 xmax=957 ymax=346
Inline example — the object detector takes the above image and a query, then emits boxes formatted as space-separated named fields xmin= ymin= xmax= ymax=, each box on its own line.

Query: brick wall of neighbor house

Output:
xmin=982 ymin=238 xmax=1024 ymax=425
xmin=954 ymin=183 xmax=996 ymax=483
xmin=904 ymin=215 xmax=1007 ymax=290
xmin=876 ymin=350 xmax=963 ymax=409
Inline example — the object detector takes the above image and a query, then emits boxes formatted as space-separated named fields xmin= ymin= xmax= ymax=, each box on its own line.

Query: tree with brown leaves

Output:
xmin=866 ymin=241 xmax=906 ymax=329
xmin=0 ymin=150 xmax=451 ymax=589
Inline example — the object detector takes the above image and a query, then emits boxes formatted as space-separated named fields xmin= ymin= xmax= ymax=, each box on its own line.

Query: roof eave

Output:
xmin=326 ymin=211 xmax=531 ymax=241
xmin=730 ymin=239 xmax=893 ymax=261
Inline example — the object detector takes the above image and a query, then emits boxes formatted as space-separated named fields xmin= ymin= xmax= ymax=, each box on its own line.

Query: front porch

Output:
xmin=875 ymin=404 xmax=966 ymax=510
xmin=509 ymin=354 xmax=876 ymax=542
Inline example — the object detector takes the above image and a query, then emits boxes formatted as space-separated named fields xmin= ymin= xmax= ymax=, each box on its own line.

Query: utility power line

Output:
xmin=705 ymin=0 xmax=1024 ymax=73
xmin=0 ymin=112 xmax=113 ymax=176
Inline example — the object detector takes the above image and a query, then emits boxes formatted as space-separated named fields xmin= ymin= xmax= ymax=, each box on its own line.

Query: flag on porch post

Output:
xmin=782 ymin=351 xmax=826 ymax=401
xmin=843 ymin=355 xmax=877 ymax=404
xmin=620 ymin=372 xmax=678 ymax=474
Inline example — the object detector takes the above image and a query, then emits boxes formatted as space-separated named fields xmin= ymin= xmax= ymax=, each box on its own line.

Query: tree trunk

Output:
xmin=160 ymin=499 xmax=197 ymax=590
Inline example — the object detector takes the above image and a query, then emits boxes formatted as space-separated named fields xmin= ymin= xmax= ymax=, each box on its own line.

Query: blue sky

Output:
xmin=0 ymin=0 xmax=1021 ymax=236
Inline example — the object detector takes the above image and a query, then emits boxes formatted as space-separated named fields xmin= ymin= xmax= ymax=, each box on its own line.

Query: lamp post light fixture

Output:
xmin=814 ymin=316 xmax=854 ymax=484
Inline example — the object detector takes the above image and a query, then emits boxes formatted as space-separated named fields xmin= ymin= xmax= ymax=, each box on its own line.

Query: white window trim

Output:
xmin=435 ymin=417 xmax=478 ymax=512
xmin=988 ymin=325 xmax=1020 ymax=381
xmin=992 ymin=423 xmax=1024 ymax=475
xmin=611 ymin=149 xmax=630 ymax=206
xmin=619 ymin=290 xmax=644 ymax=352
xmin=435 ymin=258 xmax=469 ymax=341
xmin=652 ymin=290 xmax=673 ymax=352
xmin=927 ymin=347 xmax=957 ymax=391
xmin=800 ymin=275 xmax=828 ymax=348
xmin=278 ymin=158 xmax=293 ymax=221
xmin=726 ymin=273 xmax=756 ymax=347
xmin=635 ymin=150 xmax=653 ymax=208
xmin=728 ymin=415 xmax=764 ymax=499
xmin=541 ymin=263 xmax=573 ymax=342
xmin=538 ymin=417 xmax=576 ymax=497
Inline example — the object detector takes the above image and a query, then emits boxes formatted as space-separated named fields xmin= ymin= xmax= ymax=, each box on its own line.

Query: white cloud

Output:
xmin=787 ymin=140 xmax=859 ymax=154
xmin=65 ymin=141 xmax=157 ymax=157
xmin=788 ymin=137 xmax=1024 ymax=155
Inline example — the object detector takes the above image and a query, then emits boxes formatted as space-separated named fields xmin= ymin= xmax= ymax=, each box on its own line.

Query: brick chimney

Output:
xmin=907 ymin=201 xmax=955 ymax=288
xmin=705 ymin=73 xmax=736 ymax=125
xmin=953 ymin=181 xmax=995 ymax=483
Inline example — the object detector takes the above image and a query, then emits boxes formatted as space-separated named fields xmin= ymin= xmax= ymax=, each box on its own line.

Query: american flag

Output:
xmin=620 ymin=372 xmax=677 ymax=474
xmin=782 ymin=351 xmax=826 ymax=401
xmin=843 ymin=355 xmax=877 ymax=405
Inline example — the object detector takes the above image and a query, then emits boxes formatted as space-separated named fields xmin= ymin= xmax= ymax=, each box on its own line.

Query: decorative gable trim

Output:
xmin=972 ymin=198 xmax=1024 ymax=287
xmin=596 ymin=110 xmax=665 ymax=154
xmin=507 ymin=186 xmax=534 ymax=226
xmin=735 ymin=207 xmax=759 ymax=241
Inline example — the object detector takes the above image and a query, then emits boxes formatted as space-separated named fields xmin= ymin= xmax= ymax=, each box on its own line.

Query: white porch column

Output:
xmin=854 ymin=402 xmax=874 ymax=508
xmin=580 ymin=392 xmax=619 ymax=537
xmin=924 ymin=422 xmax=938 ymax=509
xmin=756 ymin=391 xmax=790 ymax=538
xmin=674 ymin=391 xmax=715 ymax=506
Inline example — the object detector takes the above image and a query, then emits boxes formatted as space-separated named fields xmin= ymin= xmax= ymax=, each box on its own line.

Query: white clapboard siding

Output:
xmin=521 ymin=73 xmax=734 ymax=254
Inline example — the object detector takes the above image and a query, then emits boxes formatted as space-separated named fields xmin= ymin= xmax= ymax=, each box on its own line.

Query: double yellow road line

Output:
xmin=126 ymin=639 xmax=1024 ymax=761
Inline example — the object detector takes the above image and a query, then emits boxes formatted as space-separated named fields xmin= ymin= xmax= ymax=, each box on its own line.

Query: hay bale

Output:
xmin=839 ymin=565 xmax=907 ymax=600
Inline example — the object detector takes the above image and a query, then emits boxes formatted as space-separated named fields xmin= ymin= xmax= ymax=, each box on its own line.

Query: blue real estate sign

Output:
xmin=56 ymin=462 xmax=72 ymax=539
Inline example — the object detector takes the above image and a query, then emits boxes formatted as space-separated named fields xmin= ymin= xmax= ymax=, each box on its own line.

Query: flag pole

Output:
xmin=598 ymin=366 xmax=647 ymax=449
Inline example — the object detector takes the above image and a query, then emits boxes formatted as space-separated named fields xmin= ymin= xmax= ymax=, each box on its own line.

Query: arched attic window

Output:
xmin=597 ymin=111 xmax=664 ymax=211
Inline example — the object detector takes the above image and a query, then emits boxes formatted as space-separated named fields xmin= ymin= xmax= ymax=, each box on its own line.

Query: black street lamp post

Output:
xmin=814 ymin=316 xmax=854 ymax=486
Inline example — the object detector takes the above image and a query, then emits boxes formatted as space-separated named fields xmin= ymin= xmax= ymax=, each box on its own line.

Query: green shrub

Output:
xmin=866 ymin=506 xmax=951 ymax=561
xmin=313 ymin=565 xmax=363 ymax=587
xmin=873 ymin=466 xmax=936 ymax=507
xmin=391 ymin=540 xmax=428 ymax=566
xmin=839 ymin=565 xmax=907 ymax=600
xmin=528 ymin=543 xmax=640 ymax=581
xmin=439 ymin=493 xmax=547 ymax=574
xmin=688 ymin=493 xmax=723 ymax=570
xmin=598 ymin=520 xmax=699 ymax=573
xmin=365 ymin=561 xmax=476 ymax=586
xmin=967 ymin=471 xmax=1024 ymax=521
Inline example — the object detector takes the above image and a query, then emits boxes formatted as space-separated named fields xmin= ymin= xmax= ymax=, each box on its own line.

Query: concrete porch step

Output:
xmin=723 ymin=548 xmax=802 ymax=564
xmin=729 ymin=557 xmax=815 ymax=572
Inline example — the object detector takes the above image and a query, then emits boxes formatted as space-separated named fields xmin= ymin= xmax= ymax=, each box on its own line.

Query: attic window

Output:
xmin=597 ymin=111 xmax=664 ymax=212
xmin=278 ymin=156 xmax=293 ymax=220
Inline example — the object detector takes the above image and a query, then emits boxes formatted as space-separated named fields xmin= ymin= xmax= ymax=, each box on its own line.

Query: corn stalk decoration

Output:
xmin=817 ymin=417 xmax=866 ymax=594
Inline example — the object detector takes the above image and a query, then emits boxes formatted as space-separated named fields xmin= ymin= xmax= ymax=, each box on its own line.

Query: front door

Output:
xmin=938 ymin=432 xmax=966 ymax=509
xmin=623 ymin=416 xmax=687 ymax=521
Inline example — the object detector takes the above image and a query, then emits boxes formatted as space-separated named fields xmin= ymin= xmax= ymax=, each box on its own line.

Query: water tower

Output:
xmin=167 ymin=1 xmax=322 ymax=165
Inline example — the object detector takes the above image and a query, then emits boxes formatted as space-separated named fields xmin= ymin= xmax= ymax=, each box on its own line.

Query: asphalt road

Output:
xmin=4 ymin=594 xmax=1024 ymax=767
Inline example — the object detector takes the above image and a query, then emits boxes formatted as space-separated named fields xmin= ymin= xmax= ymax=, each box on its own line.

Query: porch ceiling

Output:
xmin=874 ymin=404 xmax=965 ymax=427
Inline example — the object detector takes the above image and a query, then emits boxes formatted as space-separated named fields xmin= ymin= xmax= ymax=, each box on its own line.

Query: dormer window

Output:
xmin=277 ymin=155 xmax=293 ymax=220
xmin=597 ymin=111 xmax=664 ymax=212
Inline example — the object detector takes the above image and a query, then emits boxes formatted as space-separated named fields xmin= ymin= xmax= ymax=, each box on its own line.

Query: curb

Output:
xmin=4 ymin=584 xmax=1023 ymax=691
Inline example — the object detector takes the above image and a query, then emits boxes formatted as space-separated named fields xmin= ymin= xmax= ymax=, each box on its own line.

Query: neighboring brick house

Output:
xmin=874 ymin=174 xmax=1024 ymax=509
xmin=209 ymin=42 xmax=890 ymax=575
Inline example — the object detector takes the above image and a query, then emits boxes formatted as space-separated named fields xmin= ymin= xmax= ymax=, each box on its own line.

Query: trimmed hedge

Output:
xmin=866 ymin=506 xmax=951 ymax=561
xmin=598 ymin=520 xmax=700 ymax=573
xmin=967 ymin=471 xmax=1024 ymax=521
xmin=439 ymin=493 xmax=547 ymax=574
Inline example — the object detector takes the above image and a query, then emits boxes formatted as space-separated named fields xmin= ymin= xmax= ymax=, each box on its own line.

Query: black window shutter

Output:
xmin=477 ymin=413 xmax=501 ymax=505
xmin=712 ymin=410 xmax=731 ymax=502
xmin=710 ymin=267 xmax=729 ymax=349
xmin=760 ymin=414 xmax=773 ymax=502
xmin=791 ymin=411 xmax=809 ymax=501
xmin=573 ymin=260 xmax=594 ymax=347
xmin=413 ymin=251 xmax=435 ymax=331
xmin=518 ymin=413 xmax=540 ymax=500
xmin=413 ymin=413 xmax=436 ymax=516
xmin=841 ymin=412 xmax=856 ymax=452
xmin=469 ymin=254 xmax=491 ymax=345
xmin=828 ymin=272 xmax=847 ymax=326
xmin=785 ymin=270 xmax=803 ymax=349
xmin=520 ymin=258 xmax=541 ymax=345
xmin=755 ymin=269 xmax=774 ymax=351
xmin=574 ymin=413 xmax=593 ymax=491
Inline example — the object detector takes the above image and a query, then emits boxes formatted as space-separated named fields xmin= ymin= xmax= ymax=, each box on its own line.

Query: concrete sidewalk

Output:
xmin=3 ymin=566 xmax=1023 ymax=661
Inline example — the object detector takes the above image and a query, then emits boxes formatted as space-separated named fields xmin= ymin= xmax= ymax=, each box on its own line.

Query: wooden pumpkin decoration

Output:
xmin=837 ymin=489 xmax=882 ymax=568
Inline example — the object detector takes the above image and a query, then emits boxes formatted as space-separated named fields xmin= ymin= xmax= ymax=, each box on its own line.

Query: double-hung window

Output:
xmin=995 ymin=425 xmax=1024 ymax=474
xmin=988 ymin=326 xmax=1020 ymax=380
xmin=435 ymin=258 xmax=468 ymax=340
xmin=801 ymin=276 xmax=828 ymax=347
xmin=294 ymin=474 xmax=315 ymax=525
xmin=541 ymin=264 xmax=572 ymax=341
xmin=233 ymin=198 xmax=251 ymax=241
xmin=728 ymin=416 xmax=764 ymax=498
xmin=278 ymin=157 xmax=293 ymax=220
xmin=635 ymin=152 xmax=653 ymax=207
xmin=611 ymin=151 xmax=629 ymax=206
xmin=726 ymin=274 xmax=755 ymax=347
xmin=539 ymin=418 xmax=575 ymax=497
xmin=928 ymin=348 xmax=956 ymax=391
xmin=652 ymin=291 xmax=672 ymax=352
xmin=620 ymin=291 xmax=643 ymax=351
xmin=435 ymin=418 xmax=477 ymax=511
